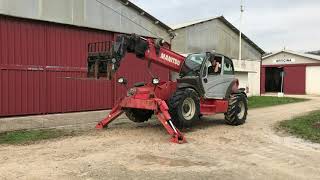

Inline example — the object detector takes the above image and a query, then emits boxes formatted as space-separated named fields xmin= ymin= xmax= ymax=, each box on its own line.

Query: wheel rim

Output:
xmin=182 ymin=97 xmax=196 ymax=120
xmin=237 ymin=101 xmax=245 ymax=119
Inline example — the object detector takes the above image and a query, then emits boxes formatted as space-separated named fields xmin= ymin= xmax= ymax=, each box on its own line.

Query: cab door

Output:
xmin=201 ymin=56 xmax=236 ymax=99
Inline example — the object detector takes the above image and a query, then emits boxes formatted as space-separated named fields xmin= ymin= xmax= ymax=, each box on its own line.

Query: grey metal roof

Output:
xmin=118 ymin=0 xmax=173 ymax=32
xmin=171 ymin=17 xmax=215 ymax=30
xmin=171 ymin=16 xmax=265 ymax=55
xmin=263 ymin=50 xmax=320 ymax=61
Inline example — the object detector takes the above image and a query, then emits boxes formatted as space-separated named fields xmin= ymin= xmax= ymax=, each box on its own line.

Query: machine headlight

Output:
xmin=117 ymin=77 xmax=127 ymax=85
xmin=152 ymin=78 xmax=160 ymax=85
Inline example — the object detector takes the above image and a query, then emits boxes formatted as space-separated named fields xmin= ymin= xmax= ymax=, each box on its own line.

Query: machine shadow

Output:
xmin=126 ymin=116 xmax=227 ymax=133
xmin=182 ymin=117 xmax=227 ymax=133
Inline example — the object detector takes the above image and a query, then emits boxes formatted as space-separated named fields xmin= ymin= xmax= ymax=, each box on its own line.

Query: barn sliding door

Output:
xmin=283 ymin=66 xmax=306 ymax=94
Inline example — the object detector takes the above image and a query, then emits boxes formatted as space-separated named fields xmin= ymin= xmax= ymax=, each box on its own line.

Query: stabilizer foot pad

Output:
xmin=170 ymin=135 xmax=187 ymax=144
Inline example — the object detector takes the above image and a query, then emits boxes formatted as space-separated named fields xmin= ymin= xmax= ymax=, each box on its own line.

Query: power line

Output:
xmin=95 ymin=0 xmax=161 ymax=38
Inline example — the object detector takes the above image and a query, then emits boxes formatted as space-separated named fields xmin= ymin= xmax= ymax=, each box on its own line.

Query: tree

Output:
xmin=306 ymin=50 xmax=320 ymax=56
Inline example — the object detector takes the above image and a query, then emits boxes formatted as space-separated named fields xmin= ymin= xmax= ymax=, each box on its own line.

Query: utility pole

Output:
xmin=239 ymin=0 xmax=244 ymax=62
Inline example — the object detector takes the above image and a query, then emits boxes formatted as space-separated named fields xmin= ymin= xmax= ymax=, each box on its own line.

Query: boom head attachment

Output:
xmin=87 ymin=41 xmax=114 ymax=80
xmin=87 ymin=34 xmax=148 ymax=80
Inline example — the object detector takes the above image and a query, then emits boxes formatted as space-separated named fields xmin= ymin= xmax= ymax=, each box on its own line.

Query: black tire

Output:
xmin=225 ymin=93 xmax=248 ymax=126
xmin=125 ymin=108 xmax=153 ymax=123
xmin=168 ymin=89 xmax=200 ymax=128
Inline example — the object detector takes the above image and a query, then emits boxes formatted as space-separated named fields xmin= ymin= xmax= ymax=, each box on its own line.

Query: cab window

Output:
xmin=180 ymin=53 xmax=206 ymax=77
xmin=207 ymin=56 xmax=222 ymax=76
xmin=223 ymin=57 xmax=234 ymax=75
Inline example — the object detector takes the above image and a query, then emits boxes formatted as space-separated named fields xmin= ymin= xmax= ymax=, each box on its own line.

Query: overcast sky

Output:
xmin=130 ymin=0 xmax=320 ymax=53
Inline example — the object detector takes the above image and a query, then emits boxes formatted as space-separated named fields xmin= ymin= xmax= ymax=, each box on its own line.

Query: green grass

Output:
xmin=279 ymin=110 xmax=320 ymax=143
xmin=248 ymin=96 xmax=308 ymax=109
xmin=0 ymin=129 xmax=80 ymax=145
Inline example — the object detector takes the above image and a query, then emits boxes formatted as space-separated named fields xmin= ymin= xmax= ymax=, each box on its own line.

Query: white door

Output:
xmin=306 ymin=66 xmax=320 ymax=95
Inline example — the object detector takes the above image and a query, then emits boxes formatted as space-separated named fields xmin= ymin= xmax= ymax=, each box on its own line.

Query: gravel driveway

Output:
xmin=1 ymin=96 xmax=320 ymax=180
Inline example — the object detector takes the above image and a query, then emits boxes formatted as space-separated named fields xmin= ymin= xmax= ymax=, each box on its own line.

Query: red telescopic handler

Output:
xmin=87 ymin=34 xmax=248 ymax=143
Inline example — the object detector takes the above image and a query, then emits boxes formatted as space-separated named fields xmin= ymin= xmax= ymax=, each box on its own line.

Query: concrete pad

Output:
xmin=0 ymin=110 xmax=129 ymax=133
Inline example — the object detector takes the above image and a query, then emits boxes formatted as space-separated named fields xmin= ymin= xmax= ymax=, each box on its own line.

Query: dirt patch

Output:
xmin=136 ymin=154 xmax=210 ymax=167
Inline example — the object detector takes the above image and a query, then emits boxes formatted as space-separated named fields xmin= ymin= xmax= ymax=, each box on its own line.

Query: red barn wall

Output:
xmin=260 ymin=67 xmax=266 ymax=94
xmin=283 ymin=66 xmax=306 ymax=94
xmin=0 ymin=15 xmax=169 ymax=117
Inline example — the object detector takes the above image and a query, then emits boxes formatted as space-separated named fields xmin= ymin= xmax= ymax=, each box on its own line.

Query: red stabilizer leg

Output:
xmin=96 ymin=104 xmax=123 ymax=129
xmin=155 ymin=99 xmax=187 ymax=144
xmin=156 ymin=113 xmax=186 ymax=144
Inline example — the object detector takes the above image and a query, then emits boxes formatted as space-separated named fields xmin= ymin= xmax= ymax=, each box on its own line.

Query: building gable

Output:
xmin=262 ymin=51 xmax=320 ymax=65
xmin=171 ymin=16 xmax=263 ymax=60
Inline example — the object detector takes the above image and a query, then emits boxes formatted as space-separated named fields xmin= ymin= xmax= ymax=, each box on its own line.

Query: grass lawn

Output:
xmin=248 ymin=96 xmax=308 ymax=109
xmin=0 ymin=129 xmax=83 ymax=145
xmin=279 ymin=110 xmax=320 ymax=143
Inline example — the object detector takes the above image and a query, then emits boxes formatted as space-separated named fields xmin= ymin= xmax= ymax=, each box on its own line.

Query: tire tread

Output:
xmin=225 ymin=94 xmax=248 ymax=126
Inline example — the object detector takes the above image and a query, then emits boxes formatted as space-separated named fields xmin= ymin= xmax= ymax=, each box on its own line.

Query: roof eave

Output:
xmin=218 ymin=16 xmax=265 ymax=55
xmin=263 ymin=50 xmax=320 ymax=61
xmin=171 ymin=16 xmax=222 ymax=30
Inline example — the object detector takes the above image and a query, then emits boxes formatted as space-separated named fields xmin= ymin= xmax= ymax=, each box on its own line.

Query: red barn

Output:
xmin=261 ymin=50 xmax=320 ymax=95
xmin=0 ymin=0 xmax=172 ymax=117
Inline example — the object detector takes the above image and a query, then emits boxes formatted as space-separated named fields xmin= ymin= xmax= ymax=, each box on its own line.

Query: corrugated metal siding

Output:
xmin=284 ymin=66 xmax=306 ymax=94
xmin=260 ymin=67 xmax=266 ymax=94
xmin=0 ymin=15 xmax=169 ymax=117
